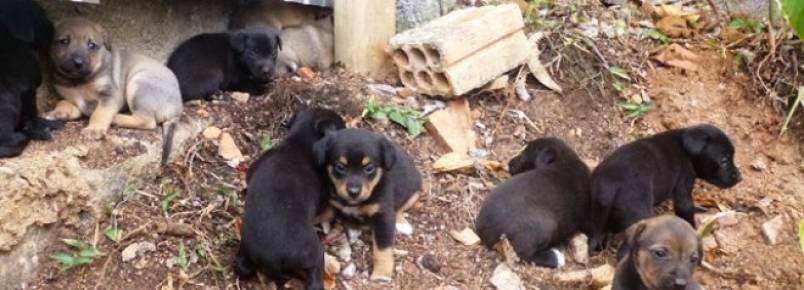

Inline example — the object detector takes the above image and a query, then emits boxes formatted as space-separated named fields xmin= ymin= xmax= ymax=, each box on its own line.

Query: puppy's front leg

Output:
xmin=370 ymin=211 xmax=395 ymax=281
xmin=44 ymin=100 xmax=83 ymax=121
xmin=83 ymin=97 xmax=123 ymax=140
xmin=672 ymin=178 xmax=697 ymax=227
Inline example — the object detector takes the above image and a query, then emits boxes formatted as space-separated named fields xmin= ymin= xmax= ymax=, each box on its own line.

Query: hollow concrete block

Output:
xmin=389 ymin=4 xmax=531 ymax=97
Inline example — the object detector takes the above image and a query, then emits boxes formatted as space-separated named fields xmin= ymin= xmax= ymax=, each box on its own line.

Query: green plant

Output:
xmin=728 ymin=16 xmax=764 ymax=33
xmin=259 ymin=134 xmax=273 ymax=153
xmin=782 ymin=0 xmax=804 ymax=38
xmin=799 ymin=218 xmax=804 ymax=253
xmin=645 ymin=30 xmax=670 ymax=44
xmin=782 ymin=86 xmax=804 ymax=135
xmin=618 ymin=101 xmax=653 ymax=118
xmin=176 ymin=241 xmax=188 ymax=272
xmin=51 ymin=239 xmax=104 ymax=272
xmin=362 ymin=96 xmax=425 ymax=137
xmin=104 ymin=227 xmax=122 ymax=243
xmin=608 ymin=66 xmax=632 ymax=81
xmin=161 ymin=188 xmax=177 ymax=214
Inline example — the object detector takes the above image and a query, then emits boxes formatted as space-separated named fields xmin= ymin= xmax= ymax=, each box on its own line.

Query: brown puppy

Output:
xmin=229 ymin=0 xmax=331 ymax=30
xmin=612 ymin=215 xmax=703 ymax=290
xmin=44 ymin=18 xmax=183 ymax=162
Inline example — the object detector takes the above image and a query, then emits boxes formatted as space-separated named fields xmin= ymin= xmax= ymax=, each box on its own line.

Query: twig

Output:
xmin=580 ymin=37 xmax=610 ymax=70
xmin=705 ymin=0 xmax=724 ymax=23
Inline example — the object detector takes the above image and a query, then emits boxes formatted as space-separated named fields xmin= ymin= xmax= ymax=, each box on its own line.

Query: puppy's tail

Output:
xmin=161 ymin=118 xmax=179 ymax=167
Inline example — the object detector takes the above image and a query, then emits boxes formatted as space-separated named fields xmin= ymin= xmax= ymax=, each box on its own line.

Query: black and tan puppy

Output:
xmin=166 ymin=27 xmax=281 ymax=101
xmin=0 ymin=0 xmax=59 ymax=158
xmin=588 ymin=124 xmax=741 ymax=251
xmin=313 ymin=128 xmax=422 ymax=281
xmin=235 ymin=108 xmax=345 ymax=290
xmin=612 ymin=215 xmax=703 ymax=290
xmin=475 ymin=138 xmax=591 ymax=268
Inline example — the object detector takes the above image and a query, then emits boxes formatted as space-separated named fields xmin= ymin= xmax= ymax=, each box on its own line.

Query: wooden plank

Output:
xmin=333 ymin=0 xmax=396 ymax=77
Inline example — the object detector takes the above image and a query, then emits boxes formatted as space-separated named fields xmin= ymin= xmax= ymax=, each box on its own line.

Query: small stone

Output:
xmin=341 ymin=263 xmax=356 ymax=278
xmin=122 ymin=242 xmax=156 ymax=262
xmin=418 ymin=254 xmax=441 ymax=273
xmin=751 ymin=159 xmax=767 ymax=171
xmin=297 ymin=67 xmax=315 ymax=80
xmin=570 ymin=234 xmax=589 ymax=264
xmin=0 ymin=166 xmax=15 ymax=176
xmin=449 ymin=227 xmax=481 ymax=246
xmin=490 ymin=263 xmax=523 ymax=290
xmin=218 ymin=133 xmax=243 ymax=161
xmin=324 ymin=253 xmax=341 ymax=274
xmin=231 ymin=92 xmax=249 ymax=103
xmin=202 ymin=126 xmax=222 ymax=140
xmin=761 ymin=215 xmax=784 ymax=245
xmin=334 ymin=237 xmax=353 ymax=262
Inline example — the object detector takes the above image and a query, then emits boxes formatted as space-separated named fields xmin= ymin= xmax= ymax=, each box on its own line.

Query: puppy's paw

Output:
xmin=81 ymin=126 xmax=107 ymax=140
xmin=395 ymin=219 xmax=414 ymax=236
xmin=550 ymin=248 xmax=566 ymax=268
xmin=370 ymin=270 xmax=393 ymax=282
xmin=43 ymin=110 xmax=70 ymax=121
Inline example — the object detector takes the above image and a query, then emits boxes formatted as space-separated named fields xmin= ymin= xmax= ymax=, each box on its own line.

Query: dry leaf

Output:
xmin=556 ymin=263 xmax=615 ymax=289
xmin=526 ymin=33 xmax=562 ymax=93
xmin=481 ymin=160 xmax=504 ymax=172
xmin=652 ymin=43 xmax=700 ymax=71
xmin=323 ymin=253 xmax=340 ymax=290
xmin=433 ymin=152 xmax=475 ymax=173
xmin=656 ymin=16 xmax=691 ymax=38
xmin=202 ymin=126 xmax=222 ymax=140
xmin=218 ymin=132 xmax=244 ymax=161
xmin=450 ymin=227 xmax=481 ymax=246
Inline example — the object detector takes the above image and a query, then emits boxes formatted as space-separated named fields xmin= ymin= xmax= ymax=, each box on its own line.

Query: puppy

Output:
xmin=275 ymin=17 xmax=334 ymax=75
xmin=235 ymin=108 xmax=345 ymax=290
xmin=0 ymin=0 xmax=60 ymax=158
xmin=475 ymin=138 xmax=591 ymax=268
xmin=166 ymin=27 xmax=281 ymax=101
xmin=612 ymin=215 xmax=703 ymax=290
xmin=313 ymin=128 xmax=422 ymax=281
xmin=588 ymin=124 xmax=741 ymax=251
xmin=229 ymin=0 xmax=331 ymax=30
xmin=44 ymin=18 xmax=183 ymax=164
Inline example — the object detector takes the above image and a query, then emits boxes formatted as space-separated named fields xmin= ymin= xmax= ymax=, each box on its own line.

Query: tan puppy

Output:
xmin=612 ymin=215 xmax=703 ymax=290
xmin=228 ymin=0 xmax=330 ymax=30
xmin=45 ymin=18 xmax=183 ymax=164
xmin=275 ymin=17 xmax=334 ymax=75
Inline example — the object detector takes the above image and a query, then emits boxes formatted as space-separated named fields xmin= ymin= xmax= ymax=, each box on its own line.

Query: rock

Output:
xmin=121 ymin=242 xmax=156 ymax=262
xmin=751 ymin=159 xmax=767 ymax=171
xmin=155 ymin=221 xmax=195 ymax=237
xmin=230 ymin=92 xmax=249 ymax=103
xmin=418 ymin=253 xmax=441 ymax=273
xmin=583 ymin=159 xmax=600 ymax=169
xmin=570 ymin=234 xmax=589 ymax=264
xmin=761 ymin=215 xmax=784 ymax=245
xmin=396 ymin=216 xmax=414 ymax=236
xmin=490 ymin=263 xmax=523 ymax=290
xmin=297 ymin=67 xmax=315 ymax=80
xmin=202 ymin=126 xmax=222 ymax=140
xmin=425 ymin=98 xmax=477 ymax=154
xmin=341 ymin=262 xmax=356 ymax=278
xmin=652 ymin=43 xmax=700 ymax=71
xmin=449 ymin=227 xmax=481 ymax=246
xmin=218 ymin=133 xmax=243 ymax=161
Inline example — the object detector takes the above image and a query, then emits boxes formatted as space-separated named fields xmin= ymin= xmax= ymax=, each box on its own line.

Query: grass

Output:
xmin=781 ymin=86 xmax=803 ymax=135
xmin=161 ymin=188 xmax=177 ymax=214
xmin=50 ymin=239 xmax=104 ymax=272
xmin=618 ymin=101 xmax=653 ymax=118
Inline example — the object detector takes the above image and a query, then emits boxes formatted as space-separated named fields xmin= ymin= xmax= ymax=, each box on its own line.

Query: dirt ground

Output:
xmin=16 ymin=2 xmax=804 ymax=290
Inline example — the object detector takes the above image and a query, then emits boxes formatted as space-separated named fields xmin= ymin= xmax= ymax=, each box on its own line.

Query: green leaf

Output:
xmin=368 ymin=110 xmax=388 ymax=120
xmin=387 ymin=110 xmax=406 ymax=125
xmin=799 ymin=219 xmax=804 ymax=253
xmin=176 ymin=241 xmax=188 ymax=272
xmin=783 ymin=0 xmax=804 ymax=38
xmin=62 ymin=239 xmax=89 ymax=250
xmin=78 ymin=248 xmax=103 ymax=258
xmin=259 ymin=134 xmax=272 ymax=154
xmin=645 ymin=30 xmax=670 ymax=44
xmin=618 ymin=101 xmax=652 ymax=118
xmin=608 ymin=66 xmax=631 ymax=81
xmin=781 ymin=86 xmax=803 ymax=135
xmin=728 ymin=16 xmax=764 ymax=33
xmin=105 ymin=227 xmax=122 ymax=243
xmin=161 ymin=189 xmax=177 ymax=214
xmin=697 ymin=211 xmax=735 ymax=238
xmin=51 ymin=253 xmax=76 ymax=265
xmin=612 ymin=80 xmax=626 ymax=92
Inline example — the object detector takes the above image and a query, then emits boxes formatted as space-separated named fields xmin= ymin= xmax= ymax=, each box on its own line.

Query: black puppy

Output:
xmin=313 ymin=128 xmax=422 ymax=281
xmin=166 ymin=27 xmax=281 ymax=101
xmin=0 ymin=0 xmax=59 ymax=158
xmin=588 ymin=124 xmax=741 ymax=251
xmin=234 ymin=108 xmax=345 ymax=290
xmin=475 ymin=138 xmax=591 ymax=268
xmin=612 ymin=215 xmax=703 ymax=290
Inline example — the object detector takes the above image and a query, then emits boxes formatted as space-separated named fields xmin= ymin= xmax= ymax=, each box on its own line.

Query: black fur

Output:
xmin=0 ymin=0 xmax=60 ymax=158
xmin=313 ymin=128 xmax=422 ymax=255
xmin=475 ymin=138 xmax=591 ymax=268
xmin=166 ymin=27 xmax=281 ymax=101
xmin=234 ymin=108 xmax=345 ymax=290
xmin=587 ymin=124 xmax=741 ymax=252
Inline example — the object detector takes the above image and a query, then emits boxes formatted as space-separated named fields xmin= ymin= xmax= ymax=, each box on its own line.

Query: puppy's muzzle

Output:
xmin=673 ymin=278 xmax=688 ymax=288
xmin=346 ymin=183 xmax=361 ymax=199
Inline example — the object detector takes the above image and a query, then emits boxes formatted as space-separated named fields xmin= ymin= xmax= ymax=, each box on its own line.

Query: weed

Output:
xmin=618 ymin=101 xmax=653 ymax=118
xmin=362 ymin=96 xmax=425 ymax=137
xmin=608 ymin=66 xmax=631 ymax=81
xmin=259 ymin=134 xmax=272 ymax=153
xmin=176 ymin=241 xmax=188 ymax=272
xmin=728 ymin=16 xmax=764 ymax=33
xmin=161 ymin=188 xmax=177 ymax=214
xmin=781 ymin=86 xmax=803 ymax=135
xmin=50 ymin=239 xmax=104 ymax=272
xmin=645 ymin=30 xmax=670 ymax=44
xmin=104 ymin=227 xmax=122 ymax=243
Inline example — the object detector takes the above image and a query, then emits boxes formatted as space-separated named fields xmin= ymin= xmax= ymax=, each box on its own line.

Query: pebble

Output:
xmin=230 ymin=92 xmax=249 ymax=103
xmin=418 ymin=254 xmax=441 ymax=273
xmin=490 ymin=263 xmax=523 ymax=290
xmin=202 ymin=126 xmax=222 ymax=140
xmin=218 ymin=133 xmax=243 ymax=161
xmin=121 ymin=242 xmax=156 ymax=262
xmin=761 ymin=215 xmax=784 ymax=245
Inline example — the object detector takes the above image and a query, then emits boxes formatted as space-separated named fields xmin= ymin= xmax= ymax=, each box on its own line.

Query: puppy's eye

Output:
xmin=651 ymin=248 xmax=669 ymax=258
xmin=58 ymin=38 xmax=70 ymax=45
xmin=690 ymin=253 xmax=700 ymax=264
xmin=88 ymin=41 xmax=97 ymax=50
xmin=363 ymin=164 xmax=376 ymax=175
xmin=334 ymin=163 xmax=346 ymax=174
xmin=720 ymin=156 xmax=729 ymax=165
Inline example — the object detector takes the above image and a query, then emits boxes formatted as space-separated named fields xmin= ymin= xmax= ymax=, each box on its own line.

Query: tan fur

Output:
xmin=330 ymin=200 xmax=381 ymax=218
xmin=313 ymin=206 xmax=335 ymax=224
xmin=275 ymin=17 xmax=334 ymax=75
xmin=629 ymin=216 xmax=700 ymax=290
xmin=371 ymin=236 xmax=394 ymax=281
xmin=396 ymin=192 xmax=420 ymax=221
xmin=229 ymin=0 xmax=330 ymax=30
xmin=362 ymin=156 xmax=370 ymax=166
xmin=328 ymin=166 xmax=383 ymax=204
xmin=45 ymin=18 xmax=182 ymax=139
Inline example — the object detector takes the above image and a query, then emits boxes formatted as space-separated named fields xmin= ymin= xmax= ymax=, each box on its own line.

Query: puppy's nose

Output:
xmin=346 ymin=186 xmax=361 ymax=198
xmin=72 ymin=58 xmax=84 ymax=68
xmin=674 ymin=278 xmax=688 ymax=288
xmin=732 ymin=171 xmax=741 ymax=182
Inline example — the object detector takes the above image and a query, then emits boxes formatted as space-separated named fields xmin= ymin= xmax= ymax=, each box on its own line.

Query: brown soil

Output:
xmin=19 ymin=4 xmax=804 ymax=290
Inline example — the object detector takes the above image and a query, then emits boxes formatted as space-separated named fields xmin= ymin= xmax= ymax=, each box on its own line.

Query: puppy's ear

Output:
xmin=314 ymin=119 xmax=340 ymax=137
xmin=281 ymin=113 xmax=296 ymax=129
xmin=623 ymin=220 xmax=648 ymax=255
xmin=94 ymin=22 xmax=112 ymax=51
xmin=313 ymin=134 xmax=333 ymax=166
xmin=535 ymin=147 xmax=557 ymax=168
xmin=275 ymin=34 xmax=282 ymax=51
xmin=229 ymin=32 xmax=248 ymax=54
xmin=682 ymin=127 xmax=709 ymax=155
xmin=379 ymin=138 xmax=397 ymax=170
xmin=507 ymin=155 xmax=525 ymax=175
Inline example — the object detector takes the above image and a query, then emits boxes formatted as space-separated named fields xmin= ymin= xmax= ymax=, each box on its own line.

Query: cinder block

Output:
xmin=389 ymin=4 xmax=531 ymax=97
